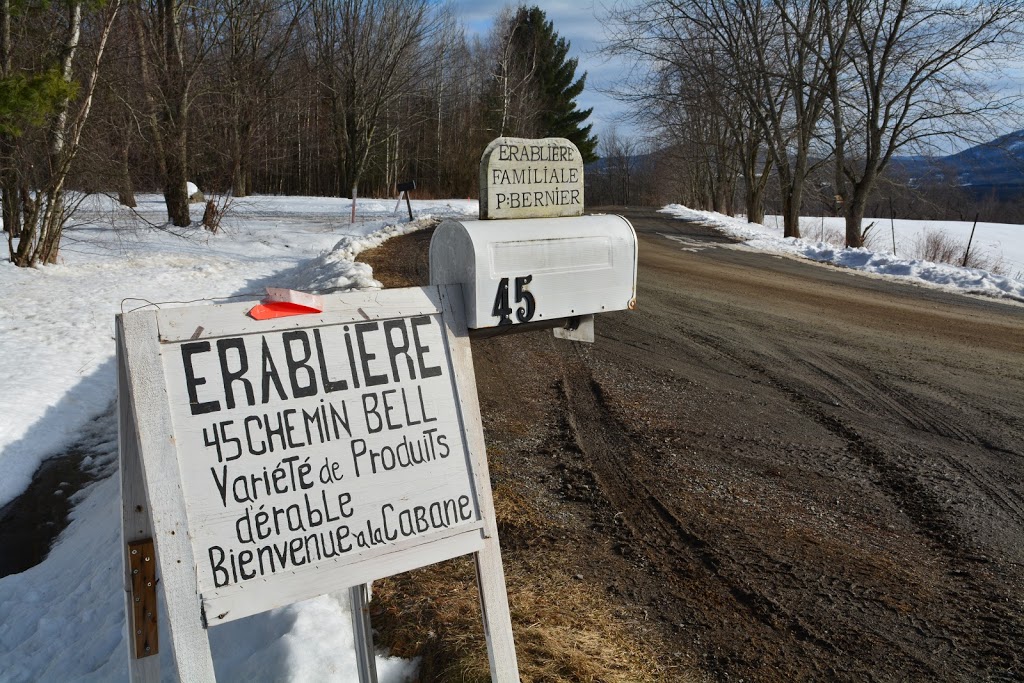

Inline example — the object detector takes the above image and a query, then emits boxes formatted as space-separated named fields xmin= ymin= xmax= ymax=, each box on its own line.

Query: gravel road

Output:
xmin=551 ymin=208 xmax=1024 ymax=680
xmin=367 ymin=207 xmax=1024 ymax=681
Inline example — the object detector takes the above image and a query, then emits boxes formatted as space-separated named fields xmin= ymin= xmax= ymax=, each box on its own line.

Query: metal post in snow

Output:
xmin=351 ymin=185 xmax=358 ymax=224
xmin=962 ymin=213 xmax=980 ymax=268
xmin=889 ymin=197 xmax=897 ymax=256
xmin=397 ymin=181 xmax=416 ymax=222
xmin=350 ymin=584 xmax=379 ymax=683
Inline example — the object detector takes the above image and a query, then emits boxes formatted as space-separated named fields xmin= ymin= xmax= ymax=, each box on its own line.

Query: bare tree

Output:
xmin=604 ymin=1 xmax=787 ymax=225
xmin=213 ymin=0 xmax=302 ymax=197
xmin=593 ymin=125 xmax=640 ymax=205
xmin=486 ymin=6 xmax=541 ymax=137
xmin=0 ymin=2 xmax=604 ymax=208
xmin=134 ymin=0 xmax=228 ymax=226
xmin=310 ymin=0 xmax=435 ymax=200
xmin=735 ymin=0 xmax=841 ymax=237
xmin=828 ymin=0 xmax=1024 ymax=246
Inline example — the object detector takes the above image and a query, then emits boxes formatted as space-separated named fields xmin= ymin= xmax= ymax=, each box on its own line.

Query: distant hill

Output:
xmin=891 ymin=130 xmax=1024 ymax=200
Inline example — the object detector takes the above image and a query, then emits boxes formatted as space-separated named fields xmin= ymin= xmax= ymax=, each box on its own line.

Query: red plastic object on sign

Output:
xmin=248 ymin=288 xmax=324 ymax=320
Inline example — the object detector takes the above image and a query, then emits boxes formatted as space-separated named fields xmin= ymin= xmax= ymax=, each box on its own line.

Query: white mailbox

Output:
xmin=429 ymin=214 xmax=637 ymax=336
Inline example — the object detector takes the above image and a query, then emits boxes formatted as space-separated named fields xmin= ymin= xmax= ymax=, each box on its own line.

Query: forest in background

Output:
xmin=1 ymin=1 xmax=597 ymax=265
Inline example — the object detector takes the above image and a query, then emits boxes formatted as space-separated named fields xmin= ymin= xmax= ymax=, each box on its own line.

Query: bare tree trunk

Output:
xmin=844 ymin=170 xmax=877 ymax=248
xmin=232 ymin=156 xmax=248 ymax=197
xmin=844 ymin=197 xmax=868 ymax=248
xmin=230 ymin=111 xmax=250 ymax=198
xmin=158 ymin=0 xmax=191 ymax=226
xmin=781 ymin=175 xmax=804 ymax=239
xmin=13 ymin=187 xmax=39 ymax=266
xmin=133 ymin=3 xmax=167 ymax=181
xmin=747 ymin=155 xmax=773 ymax=225
xmin=1 ymin=0 xmax=20 ymax=251
xmin=164 ymin=125 xmax=190 ymax=226
xmin=1 ymin=155 xmax=19 ymax=244
xmin=773 ymin=162 xmax=798 ymax=238
xmin=745 ymin=185 xmax=764 ymax=225
xmin=118 ymin=142 xmax=136 ymax=207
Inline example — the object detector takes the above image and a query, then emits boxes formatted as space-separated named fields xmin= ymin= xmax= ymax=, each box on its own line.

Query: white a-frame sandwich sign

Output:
xmin=117 ymin=285 xmax=518 ymax=682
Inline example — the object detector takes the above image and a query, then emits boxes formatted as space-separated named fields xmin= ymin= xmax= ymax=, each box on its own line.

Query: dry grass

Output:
xmin=372 ymin=552 xmax=668 ymax=683
xmin=812 ymin=222 xmax=1008 ymax=274
xmin=820 ymin=227 xmax=847 ymax=248
xmin=911 ymin=228 xmax=1007 ymax=273
xmin=370 ymin=465 xmax=671 ymax=683
xmin=817 ymin=224 xmax=884 ymax=251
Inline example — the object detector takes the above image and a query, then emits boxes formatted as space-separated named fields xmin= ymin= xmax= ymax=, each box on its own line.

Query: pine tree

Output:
xmin=491 ymin=6 xmax=598 ymax=162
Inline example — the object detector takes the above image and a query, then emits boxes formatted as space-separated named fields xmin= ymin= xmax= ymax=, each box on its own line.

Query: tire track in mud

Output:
xmin=553 ymin=343 xmax=848 ymax=679
xmin=595 ymin=303 xmax=1024 ymax=680
xmin=553 ymin=346 xmax=991 ymax=681
xmin=722 ymin=351 xmax=1024 ymax=680
xmin=680 ymin=323 xmax=1024 ymax=547
xmin=804 ymin=419 xmax=1023 ymax=680
xmin=791 ymin=358 xmax=1024 ymax=541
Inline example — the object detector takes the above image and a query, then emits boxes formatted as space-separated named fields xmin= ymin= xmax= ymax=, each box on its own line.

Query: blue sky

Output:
xmin=445 ymin=1 xmax=636 ymax=143
xmin=442 ymin=2 xmax=1024 ymax=154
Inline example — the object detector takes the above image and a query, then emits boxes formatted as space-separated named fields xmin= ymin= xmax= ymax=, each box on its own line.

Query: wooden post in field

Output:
xmin=963 ymin=213 xmax=980 ymax=267
xmin=889 ymin=198 xmax=897 ymax=256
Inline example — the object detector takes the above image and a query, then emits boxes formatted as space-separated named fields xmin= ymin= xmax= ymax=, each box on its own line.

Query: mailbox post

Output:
xmin=396 ymin=180 xmax=415 ymax=221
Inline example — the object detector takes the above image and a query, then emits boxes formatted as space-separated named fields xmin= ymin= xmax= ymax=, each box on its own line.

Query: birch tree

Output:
xmin=3 ymin=0 xmax=121 ymax=266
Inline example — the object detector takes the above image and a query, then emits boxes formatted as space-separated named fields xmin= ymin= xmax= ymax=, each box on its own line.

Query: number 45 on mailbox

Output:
xmin=429 ymin=213 xmax=638 ymax=342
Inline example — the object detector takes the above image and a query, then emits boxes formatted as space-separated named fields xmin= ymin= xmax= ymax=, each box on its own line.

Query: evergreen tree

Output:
xmin=491 ymin=6 xmax=598 ymax=162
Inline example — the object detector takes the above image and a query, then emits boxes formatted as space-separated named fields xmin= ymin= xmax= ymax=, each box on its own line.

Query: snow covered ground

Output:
xmin=661 ymin=205 xmax=1024 ymax=302
xmin=0 ymin=194 xmax=476 ymax=682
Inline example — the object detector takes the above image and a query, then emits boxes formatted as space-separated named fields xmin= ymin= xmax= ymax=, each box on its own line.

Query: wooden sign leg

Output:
xmin=119 ymin=332 xmax=160 ymax=683
xmin=475 ymin=539 xmax=520 ymax=683
xmin=118 ymin=313 xmax=216 ymax=682
xmin=436 ymin=285 xmax=521 ymax=682
xmin=350 ymin=584 xmax=379 ymax=683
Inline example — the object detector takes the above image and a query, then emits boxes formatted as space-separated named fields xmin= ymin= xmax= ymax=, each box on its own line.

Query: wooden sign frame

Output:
xmin=117 ymin=285 xmax=519 ymax=682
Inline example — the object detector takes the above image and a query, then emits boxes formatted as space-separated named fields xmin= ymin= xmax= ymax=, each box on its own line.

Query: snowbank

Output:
xmin=660 ymin=205 xmax=1024 ymax=302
